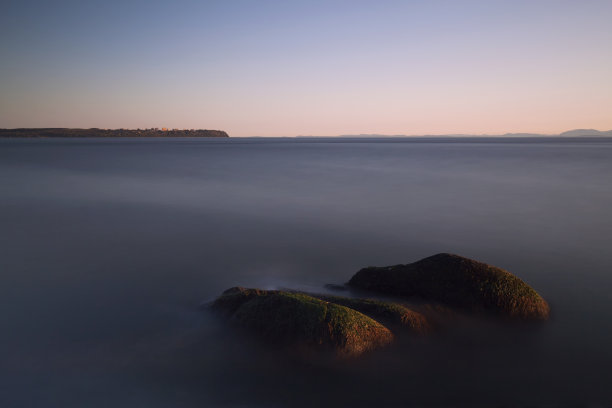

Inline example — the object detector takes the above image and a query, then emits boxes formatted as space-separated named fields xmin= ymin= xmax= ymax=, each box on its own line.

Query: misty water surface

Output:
xmin=1 ymin=137 xmax=612 ymax=407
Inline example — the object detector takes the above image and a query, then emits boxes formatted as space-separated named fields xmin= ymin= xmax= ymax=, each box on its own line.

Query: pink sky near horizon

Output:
xmin=1 ymin=1 xmax=611 ymax=137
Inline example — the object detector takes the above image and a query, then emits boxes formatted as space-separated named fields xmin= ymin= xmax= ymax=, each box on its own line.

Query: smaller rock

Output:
xmin=211 ymin=287 xmax=394 ymax=357
xmin=305 ymin=293 xmax=431 ymax=333
xmin=324 ymin=283 xmax=348 ymax=291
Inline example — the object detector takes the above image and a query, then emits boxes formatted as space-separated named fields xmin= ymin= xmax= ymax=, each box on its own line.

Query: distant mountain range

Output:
xmin=336 ymin=129 xmax=612 ymax=138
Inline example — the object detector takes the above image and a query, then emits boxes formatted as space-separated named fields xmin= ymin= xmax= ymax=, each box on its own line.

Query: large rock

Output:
xmin=211 ymin=287 xmax=394 ymax=357
xmin=348 ymin=253 xmax=550 ymax=320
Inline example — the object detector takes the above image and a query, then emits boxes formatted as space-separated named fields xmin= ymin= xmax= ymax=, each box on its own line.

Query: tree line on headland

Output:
xmin=0 ymin=128 xmax=229 ymax=138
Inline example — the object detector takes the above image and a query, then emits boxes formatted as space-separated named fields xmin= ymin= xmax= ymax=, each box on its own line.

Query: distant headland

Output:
xmin=0 ymin=128 xmax=229 ymax=138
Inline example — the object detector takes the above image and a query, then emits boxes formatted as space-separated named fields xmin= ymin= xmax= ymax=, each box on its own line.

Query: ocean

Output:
xmin=1 ymin=137 xmax=611 ymax=407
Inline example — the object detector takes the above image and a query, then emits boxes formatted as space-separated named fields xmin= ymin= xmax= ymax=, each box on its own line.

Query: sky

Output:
xmin=1 ymin=0 xmax=611 ymax=137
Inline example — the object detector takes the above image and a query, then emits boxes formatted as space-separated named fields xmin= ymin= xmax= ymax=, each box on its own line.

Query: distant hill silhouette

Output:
xmin=338 ymin=129 xmax=612 ymax=138
xmin=558 ymin=129 xmax=612 ymax=137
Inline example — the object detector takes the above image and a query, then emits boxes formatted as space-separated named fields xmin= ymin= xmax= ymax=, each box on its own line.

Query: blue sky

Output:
xmin=1 ymin=0 xmax=611 ymax=136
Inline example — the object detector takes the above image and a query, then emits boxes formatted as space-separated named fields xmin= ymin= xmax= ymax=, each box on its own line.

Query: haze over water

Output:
xmin=1 ymin=137 xmax=612 ymax=407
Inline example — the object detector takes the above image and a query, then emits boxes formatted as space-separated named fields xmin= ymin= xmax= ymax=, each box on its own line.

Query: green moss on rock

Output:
xmin=212 ymin=287 xmax=393 ymax=357
xmin=304 ymin=293 xmax=431 ymax=333
xmin=348 ymin=253 xmax=550 ymax=320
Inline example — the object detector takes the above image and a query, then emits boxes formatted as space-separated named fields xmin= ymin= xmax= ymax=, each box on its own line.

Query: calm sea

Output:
xmin=1 ymin=137 xmax=611 ymax=407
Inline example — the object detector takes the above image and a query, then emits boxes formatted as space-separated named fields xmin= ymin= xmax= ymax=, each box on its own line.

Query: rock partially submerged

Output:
xmin=348 ymin=253 xmax=550 ymax=320
xmin=306 ymin=293 xmax=431 ymax=333
xmin=323 ymin=283 xmax=348 ymax=292
xmin=209 ymin=254 xmax=550 ymax=358
xmin=212 ymin=287 xmax=394 ymax=357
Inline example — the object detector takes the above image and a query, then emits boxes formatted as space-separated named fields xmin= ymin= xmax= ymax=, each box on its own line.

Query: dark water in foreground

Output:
xmin=1 ymin=137 xmax=612 ymax=407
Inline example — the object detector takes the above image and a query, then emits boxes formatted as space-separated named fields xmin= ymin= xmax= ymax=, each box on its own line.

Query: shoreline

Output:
xmin=0 ymin=128 xmax=229 ymax=138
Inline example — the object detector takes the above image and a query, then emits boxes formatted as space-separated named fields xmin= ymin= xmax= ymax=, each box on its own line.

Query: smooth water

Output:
xmin=1 ymin=137 xmax=611 ymax=407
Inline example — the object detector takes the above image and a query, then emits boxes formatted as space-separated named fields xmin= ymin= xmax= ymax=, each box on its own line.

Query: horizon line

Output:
xmin=1 ymin=127 xmax=612 ymax=138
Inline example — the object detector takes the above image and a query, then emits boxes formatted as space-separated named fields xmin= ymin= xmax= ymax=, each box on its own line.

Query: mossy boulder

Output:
xmin=211 ymin=287 xmax=394 ymax=357
xmin=305 ymin=293 xmax=431 ymax=333
xmin=348 ymin=253 xmax=550 ymax=320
